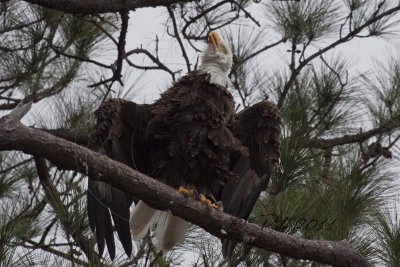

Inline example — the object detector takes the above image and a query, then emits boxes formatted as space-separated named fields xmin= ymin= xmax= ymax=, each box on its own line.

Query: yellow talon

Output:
xmin=178 ymin=186 xmax=195 ymax=198
xmin=199 ymin=194 xmax=219 ymax=209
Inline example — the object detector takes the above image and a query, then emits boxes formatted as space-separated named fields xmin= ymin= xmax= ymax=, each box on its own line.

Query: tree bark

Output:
xmin=23 ymin=0 xmax=195 ymax=14
xmin=0 ymin=104 xmax=372 ymax=267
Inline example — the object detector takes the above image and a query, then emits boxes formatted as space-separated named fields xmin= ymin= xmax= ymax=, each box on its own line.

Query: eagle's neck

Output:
xmin=198 ymin=63 xmax=231 ymax=88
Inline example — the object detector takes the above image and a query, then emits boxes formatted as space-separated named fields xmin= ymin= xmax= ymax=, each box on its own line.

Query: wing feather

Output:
xmin=222 ymin=101 xmax=282 ymax=258
xmin=87 ymin=99 xmax=152 ymax=259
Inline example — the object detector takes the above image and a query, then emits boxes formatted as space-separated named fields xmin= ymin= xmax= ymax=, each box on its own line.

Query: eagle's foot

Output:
xmin=199 ymin=193 xmax=219 ymax=209
xmin=178 ymin=186 xmax=196 ymax=198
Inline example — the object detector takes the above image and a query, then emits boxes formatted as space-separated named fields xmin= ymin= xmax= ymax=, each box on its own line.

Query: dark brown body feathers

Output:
xmin=147 ymin=72 xmax=247 ymax=195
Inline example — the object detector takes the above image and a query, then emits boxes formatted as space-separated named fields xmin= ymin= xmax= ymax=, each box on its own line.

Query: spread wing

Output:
xmin=221 ymin=101 xmax=282 ymax=258
xmin=87 ymin=99 xmax=153 ymax=259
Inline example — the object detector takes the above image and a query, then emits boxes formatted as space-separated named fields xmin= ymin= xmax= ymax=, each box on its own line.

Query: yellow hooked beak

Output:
xmin=208 ymin=31 xmax=223 ymax=52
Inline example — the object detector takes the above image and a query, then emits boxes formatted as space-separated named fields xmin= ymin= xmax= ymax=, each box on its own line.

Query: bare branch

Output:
xmin=306 ymin=115 xmax=400 ymax=149
xmin=89 ymin=11 xmax=129 ymax=90
xmin=22 ymin=239 xmax=90 ymax=267
xmin=50 ymin=45 xmax=112 ymax=69
xmin=23 ymin=0 xmax=197 ymax=14
xmin=231 ymin=0 xmax=260 ymax=27
xmin=0 ymin=157 xmax=33 ymax=175
xmin=242 ymin=37 xmax=287 ymax=64
xmin=115 ymin=11 xmax=130 ymax=83
xmin=181 ymin=0 xmax=231 ymax=39
xmin=125 ymin=48 xmax=177 ymax=80
xmin=167 ymin=6 xmax=191 ymax=73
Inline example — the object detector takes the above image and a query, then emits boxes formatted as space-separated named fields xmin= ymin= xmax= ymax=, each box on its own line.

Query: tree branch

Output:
xmin=0 ymin=55 xmax=80 ymax=110
xmin=0 ymin=103 xmax=372 ymax=266
xmin=277 ymin=4 xmax=400 ymax=108
xmin=88 ymin=11 xmax=129 ymax=90
xmin=167 ymin=6 xmax=191 ymax=73
xmin=242 ymin=37 xmax=287 ymax=64
xmin=306 ymin=115 xmax=400 ymax=149
xmin=23 ymin=239 xmax=90 ymax=267
xmin=181 ymin=0 xmax=231 ymax=39
xmin=125 ymin=48 xmax=177 ymax=80
xmin=36 ymin=128 xmax=90 ymax=146
xmin=23 ymin=0 xmax=196 ymax=14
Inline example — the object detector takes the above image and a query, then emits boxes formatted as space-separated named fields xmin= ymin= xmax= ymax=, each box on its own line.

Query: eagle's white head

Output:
xmin=199 ymin=31 xmax=232 ymax=87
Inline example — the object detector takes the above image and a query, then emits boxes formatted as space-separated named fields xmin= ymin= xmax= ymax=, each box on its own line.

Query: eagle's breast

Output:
xmin=145 ymin=72 xmax=245 ymax=192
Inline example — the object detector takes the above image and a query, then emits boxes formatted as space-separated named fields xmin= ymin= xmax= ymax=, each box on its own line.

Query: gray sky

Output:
xmin=121 ymin=4 xmax=400 ymax=104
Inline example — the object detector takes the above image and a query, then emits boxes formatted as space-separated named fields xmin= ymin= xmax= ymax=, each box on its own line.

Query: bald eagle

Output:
xmin=87 ymin=31 xmax=282 ymax=259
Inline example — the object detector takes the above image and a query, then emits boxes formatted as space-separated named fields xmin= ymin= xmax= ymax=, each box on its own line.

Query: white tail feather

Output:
xmin=130 ymin=201 xmax=189 ymax=251
xmin=129 ymin=201 xmax=159 ymax=240
xmin=154 ymin=211 xmax=189 ymax=252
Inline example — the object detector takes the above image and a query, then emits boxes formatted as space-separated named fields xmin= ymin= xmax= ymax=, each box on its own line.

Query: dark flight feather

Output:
xmin=222 ymin=101 xmax=282 ymax=258
xmin=87 ymin=99 xmax=152 ymax=259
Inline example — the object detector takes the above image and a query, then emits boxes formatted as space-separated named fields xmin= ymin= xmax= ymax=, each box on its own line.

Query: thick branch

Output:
xmin=36 ymin=128 xmax=90 ymax=146
xmin=0 ymin=105 xmax=371 ymax=266
xmin=23 ymin=0 xmax=196 ymax=14
xmin=307 ymin=116 xmax=400 ymax=149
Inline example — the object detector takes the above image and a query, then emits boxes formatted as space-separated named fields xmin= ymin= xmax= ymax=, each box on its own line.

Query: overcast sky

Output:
xmin=120 ymin=4 xmax=400 ymax=105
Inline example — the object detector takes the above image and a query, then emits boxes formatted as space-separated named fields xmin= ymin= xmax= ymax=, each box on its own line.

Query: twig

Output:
xmin=0 ymin=56 xmax=80 ymax=110
xmin=0 ymin=18 xmax=44 ymax=34
xmin=50 ymin=44 xmax=112 ymax=69
xmin=231 ymin=0 xmax=260 ymax=27
xmin=125 ymin=48 xmax=177 ymax=80
xmin=277 ymin=4 xmax=400 ymax=108
xmin=242 ymin=37 xmax=287 ymax=64
xmin=23 ymin=239 xmax=90 ymax=267
xmin=34 ymin=157 xmax=100 ymax=263
xmin=181 ymin=0 xmax=231 ymax=39
xmin=167 ymin=6 xmax=191 ymax=73
xmin=83 ymin=17 xmax=118 ymax=46
xmin=0 ymin=157 xmax=33 ymax=175
xmin=310 ymin=56 xmax=348 ymax=130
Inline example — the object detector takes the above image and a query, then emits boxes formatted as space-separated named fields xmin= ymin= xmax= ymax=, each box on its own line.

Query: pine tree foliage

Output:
xmin=1 ymin=0 xmax=400 ymax=266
